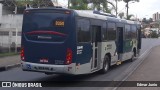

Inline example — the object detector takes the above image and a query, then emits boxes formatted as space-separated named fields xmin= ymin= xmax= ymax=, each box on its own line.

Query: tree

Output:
xmin=127 ymin=14 xmax=134 ymax=20
xmin=32 ymin=0 xmax=54 ymax=8
xmin=118 ymin=12 xmax=124 ymax=19
xmin=69 ymin=0 xmax=89 ymax=10
xmin=68 ymin=0 xmax=116 ymax=13
xmin=90 ymin=0 xmax=116 ymax=13
xmin=142 ymin=18 xmax=153 ymax=24
xmin=14 ymin=0 xmax=54 ymax=8
xmin=15 ymin=0 xmax=32 ymax=7
xmin=122 ymin=0 xmax=139 ymax=19
xmin=119 ymin=12 xmax=133 ymax=20
xmin=142 ymin=18 xmax=147 ymax=22
xmin=150 ymin=31 xmax=159 ymax=38
xmin=148 ymin=18 xmax=153 ymax=23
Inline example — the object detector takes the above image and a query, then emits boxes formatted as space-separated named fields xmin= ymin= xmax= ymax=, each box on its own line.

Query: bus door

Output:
xmin=117 ymin=27 xmax=124 ymax=60
xmin=91 ymin=26 xmax=102 ymax=70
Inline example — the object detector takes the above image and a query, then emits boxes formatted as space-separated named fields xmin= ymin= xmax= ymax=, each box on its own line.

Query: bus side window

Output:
xmin=125 ymin=24 xmax=131 ymax=39
xmin=125 ymin=24 xmax=137 ymax=39
xmin=77 ymin=18 xmax=91 ymax=43
xmin=107 ymin=22 xmax=116 ymax=41
xmin=131 ymin=25 xmax=137 ymax=39
xmin=102 ymin=22 xmax=107 ymax=41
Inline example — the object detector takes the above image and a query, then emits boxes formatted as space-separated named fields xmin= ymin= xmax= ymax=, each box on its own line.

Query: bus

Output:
xmin=21 ymin=8 xmax=141 ymax=75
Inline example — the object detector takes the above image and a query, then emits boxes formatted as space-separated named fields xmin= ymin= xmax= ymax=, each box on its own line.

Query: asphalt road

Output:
xmin=1 ymin=38 xmax=160 ymax=90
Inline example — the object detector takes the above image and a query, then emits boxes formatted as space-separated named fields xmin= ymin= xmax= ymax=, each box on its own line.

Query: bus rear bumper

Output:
xmin=21 ymin=61 xmax=76 ymax=74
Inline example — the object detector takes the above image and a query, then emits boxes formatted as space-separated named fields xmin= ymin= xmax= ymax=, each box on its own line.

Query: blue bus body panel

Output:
xmin=76 ymin=43 xmax=92 ymax=64
xmin=23 ymin=41 xmax=68 ymax=64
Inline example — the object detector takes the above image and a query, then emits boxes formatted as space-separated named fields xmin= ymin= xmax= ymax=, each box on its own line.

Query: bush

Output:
xmin=150 ymin=31 xmax=159 ymax=38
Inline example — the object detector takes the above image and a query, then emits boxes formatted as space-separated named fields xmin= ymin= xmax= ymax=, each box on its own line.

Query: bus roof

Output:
xmin=74 ymin=10 xmax=140 ymax=25
xmin=25 ymin=8 xmax=140 ymax=25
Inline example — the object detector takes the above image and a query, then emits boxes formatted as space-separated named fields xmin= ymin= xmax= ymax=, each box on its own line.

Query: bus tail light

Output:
xmin=21 ymin=47 xmax=25 ymax=61
xmin=66 ymin=48 xmax=72 ymax=64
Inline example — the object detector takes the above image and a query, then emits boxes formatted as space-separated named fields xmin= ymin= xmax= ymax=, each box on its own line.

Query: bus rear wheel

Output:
xmin=100 ymin=55 xmax=110 ymax=74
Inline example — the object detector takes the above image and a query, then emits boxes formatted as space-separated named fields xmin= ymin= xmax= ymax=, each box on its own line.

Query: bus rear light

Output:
xmin=66 ymin=48 xmax=72 ymax=65
xmin=21 ymin=47 xmax=25 ymax=61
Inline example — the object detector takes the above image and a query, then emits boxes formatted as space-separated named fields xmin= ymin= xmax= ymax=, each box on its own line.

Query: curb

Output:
xmin=0 ymin=63 xmax=21 ymax=72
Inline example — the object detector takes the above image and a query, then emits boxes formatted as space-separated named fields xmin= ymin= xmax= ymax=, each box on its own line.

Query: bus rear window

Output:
xmin=23 ymin=12 xmax=70 ymax=32
xmin=22 ymin=11 xmax=71 ymax=42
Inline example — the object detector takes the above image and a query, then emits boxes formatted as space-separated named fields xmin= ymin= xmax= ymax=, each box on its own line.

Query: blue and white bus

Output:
xmin=21 ymin=8 xmax=141 ymax=75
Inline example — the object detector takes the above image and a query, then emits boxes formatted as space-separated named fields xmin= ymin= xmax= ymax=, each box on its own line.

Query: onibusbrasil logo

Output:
xmin=1 ymin=82 xmax=42 ymax=87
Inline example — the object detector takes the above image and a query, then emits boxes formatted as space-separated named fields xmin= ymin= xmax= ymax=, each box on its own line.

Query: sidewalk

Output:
xmin=0 ymin=55 xmax=20 ymax=71
xmin=117 ymin=46 xmax=160 ymax=90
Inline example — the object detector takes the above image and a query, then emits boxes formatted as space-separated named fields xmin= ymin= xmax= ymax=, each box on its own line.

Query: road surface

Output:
xmin=0 ymin=38 xmax=160 ymax=90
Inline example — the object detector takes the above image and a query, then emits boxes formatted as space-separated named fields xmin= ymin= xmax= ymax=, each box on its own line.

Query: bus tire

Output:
xmin=100 ymin=55 xmax=110 ymax=74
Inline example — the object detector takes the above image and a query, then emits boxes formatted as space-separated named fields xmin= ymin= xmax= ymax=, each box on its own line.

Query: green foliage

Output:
xmin=90 ymin=0 xmax=115 ymax=13
xmin=118 ymin=12 xmax=124 ymax=19
xmin=119 ymin=13 xmax=134 ymax=20
xmin=105 ymin=9 xmax=111 ymax=13
xmin=142 ymin=18 xmax=147 ymax=22
xmin=69 ymin=0 xmax=115 ymax=13
xmin=122 ymin=0 xmax=139 ymax=3
xmin=0 ymin=52 xmax=19 ymax=57
xmin=70 ymin=0 xmax=89 ymax=10
xmin=127 ymin=14 xmax=134 ymax=20
xmin=150 ymin=31 xmax=159 ymax=38
xmin=149 ymin=18 xmax=153 ymax=23
xmin=142 ymin=18 xmax=151 ymax=24
xmin=70 ymin=3 xmax=89 ymax=10
xmin=91 ymin=0 xmax=104 ymax=11
xmin=15 ymin=0 xmax=33 ymax=6
xmin=14 ymin=0 xmax=53 ymax=7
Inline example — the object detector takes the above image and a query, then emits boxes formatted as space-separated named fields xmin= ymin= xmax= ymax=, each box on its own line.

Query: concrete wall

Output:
xmin=0 ymin=14 xmax=23 ymax=30
xmin=0 ymin=35 xmax=21 ymax=47
xmin=0 ymin=6 xmax=23 ymax=48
